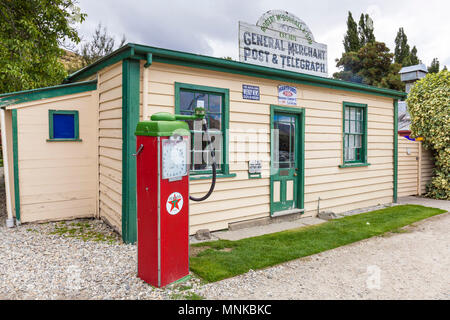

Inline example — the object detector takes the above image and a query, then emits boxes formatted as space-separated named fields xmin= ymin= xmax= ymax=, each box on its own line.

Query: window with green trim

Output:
xmin=175 ymin=83 xmax=229 ymax=175
xmin=343 ymin=102 xmax=367 ymax=164
xmin=48 ymin=110 xmax=81 ymax=141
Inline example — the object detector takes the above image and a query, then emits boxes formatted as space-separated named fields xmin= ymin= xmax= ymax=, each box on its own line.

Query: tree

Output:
xmin=0 ymin=0 xmax=86 ymax=94
xmin=358 ymin=13 xmax=375 ymax=46
xmin=409 ymin=46 xmax=420 ymax=65
xmin=77 ymin=23 xmax=126 ymax=70
xmin=394 ymin=28 xmax=421 ymax=67
xmin=406 ymin=70 xmax=450 ymax=199
xmin=334 ymin=41 xmax=404 ymax=91
xmin=394 ymin=27 xmax=411 ymax=65
xmin=428 ymin=58 xmax=440 ymax=73
xmin=343 ymin=12 xmax=360 ymax=53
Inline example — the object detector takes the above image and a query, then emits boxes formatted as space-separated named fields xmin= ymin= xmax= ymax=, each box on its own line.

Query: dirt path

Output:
xmin=198 ymin=212 xmax=450 ymax=300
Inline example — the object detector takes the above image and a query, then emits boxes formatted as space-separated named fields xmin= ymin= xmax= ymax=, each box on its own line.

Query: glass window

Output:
xmin=343 ymin=103 xmax=367 ymax=164
xmin=48 ymin=110 xmax=80 ymax=141
xmin=176 ymin=84 xmax=228 ymax=174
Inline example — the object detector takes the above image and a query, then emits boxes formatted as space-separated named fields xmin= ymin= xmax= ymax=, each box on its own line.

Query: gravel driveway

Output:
xmin=0 ymin=167 xmax=448 ymax=299
xmin=198 ymin=212 xmax=450 ymax=300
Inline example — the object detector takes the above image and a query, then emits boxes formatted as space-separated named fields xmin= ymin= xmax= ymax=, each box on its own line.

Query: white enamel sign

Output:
xmin=239 ymin=10 xmax=328 ymax=77
xmin=278 ymin=85 xmax=297 ymax=105
xmin=166 ymin=192 xmax=184 ymax=215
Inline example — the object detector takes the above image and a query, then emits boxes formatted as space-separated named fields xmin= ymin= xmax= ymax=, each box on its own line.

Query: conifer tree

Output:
xmin=410 ymin=46 xmax=420 ymax=65
xmin=428 ymin=58 xmax=440 ymax=73
xmin=358 ymin=14 xmax=375 ymax=46
xmin=394 ymin=27 xmax=411 ymax=65
xmin=343 ymin=12 xmax=360 ymax=53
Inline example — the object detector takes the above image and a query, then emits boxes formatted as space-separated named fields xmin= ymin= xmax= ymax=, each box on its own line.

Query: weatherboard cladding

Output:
xmin=0 ymin=43 xmax=401 ymax=240
xmin=141 ymin=61 xmax=396 ymax=234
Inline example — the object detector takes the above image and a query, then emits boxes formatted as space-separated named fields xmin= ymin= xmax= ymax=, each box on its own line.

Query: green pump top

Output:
xmin=134 ymin=107 xmax=205 ymax=137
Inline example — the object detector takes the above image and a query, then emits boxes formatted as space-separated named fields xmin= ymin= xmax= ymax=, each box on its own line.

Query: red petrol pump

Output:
xmin=134 ymin=107 xmax=216 ymax=287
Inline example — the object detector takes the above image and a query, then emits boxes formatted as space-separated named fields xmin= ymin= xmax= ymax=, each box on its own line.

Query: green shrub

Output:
xmin=406 ymin=70 xmax=450 ymax=199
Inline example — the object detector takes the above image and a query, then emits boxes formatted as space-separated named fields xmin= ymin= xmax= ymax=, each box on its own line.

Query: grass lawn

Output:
xmin=189 ymin=204 xmax=446 ymax=283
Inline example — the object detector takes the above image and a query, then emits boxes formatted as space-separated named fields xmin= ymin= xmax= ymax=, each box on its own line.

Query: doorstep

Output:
xmin=191 ymin=216 xmax=324 ymax=242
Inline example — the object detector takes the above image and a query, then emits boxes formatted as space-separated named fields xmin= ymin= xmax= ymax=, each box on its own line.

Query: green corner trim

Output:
xmin=12 ymin=109 xmax=20 ymax=222
xmin=48 ymin=110 xmax=80 ymax=140
xmin=174 ymin=82 xmax=230 ymax=176
xmin=393 ymin=99 xmax=398 ymax=203
xmin=0 ymin=80 xmax=97 ymax=107
xmin=122 ymin=59 xmax=141 ymax=244
xmin=270 ymin=105 xmax=305 ymax=215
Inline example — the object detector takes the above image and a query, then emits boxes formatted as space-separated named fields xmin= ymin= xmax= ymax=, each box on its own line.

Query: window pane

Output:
xmin=192 ymin=151 xmax=205 ymax=170
xmin=355 ymin=135 xmax=362 ymax=148
xmin=209 ymin=95 xmax=222 ymax=113
xmin=350 ymin=120 xmax=356 ymax=133
xmin=275 ymin=114 xmax=291 ymax=122
xmin=207 ymin=114 xmax=221 ymax=130
xmin=178 ymin=88 xmax=224 ymax=172
xmin=350 ymin=108 xmax=356 ymax=120
xmin=345 ymin=120 xmax=349 ymax=133
xmin=357 ymin=148 xmax=362 ymax=160
xmin=349 ymin=135 xmax=355 ymax=148
xmin=180 ymin=91 xmax=195 ymax=112
xmin=356 ymin=121 xmax=362 ymax=133
xmin=195 ymin=93 xmax=207 ymax=109
xmin=208 ymin=131 xmax=222 ymax=151
xmin=277 ymin=122 xmax=290 ymax=164
xmin=348 ymin=148 xmax=355 ymax=160
xmin=53 ymin=114 xmax=75 ymax=139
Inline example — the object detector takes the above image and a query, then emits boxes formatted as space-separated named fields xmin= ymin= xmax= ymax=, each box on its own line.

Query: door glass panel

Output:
xmin=278 ymin=122 xmax=290 ymax=168
xmin=275 ymin=114 xmax=296 ymax=169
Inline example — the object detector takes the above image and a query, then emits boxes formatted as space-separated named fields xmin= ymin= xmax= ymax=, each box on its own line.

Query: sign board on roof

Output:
xmin=239 ymin=10 xmax=328 ymax=77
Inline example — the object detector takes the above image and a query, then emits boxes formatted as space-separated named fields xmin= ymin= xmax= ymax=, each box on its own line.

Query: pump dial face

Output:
xmin=162 ymin=139 xmax=188 ymax=180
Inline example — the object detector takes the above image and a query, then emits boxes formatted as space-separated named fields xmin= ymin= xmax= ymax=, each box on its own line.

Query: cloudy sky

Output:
xmin=75 ymin=0 xmax=450 ymax=75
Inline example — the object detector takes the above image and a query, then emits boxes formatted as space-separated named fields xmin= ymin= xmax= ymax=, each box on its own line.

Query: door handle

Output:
xmin=293 ymin=173 xmax=298 ymax=176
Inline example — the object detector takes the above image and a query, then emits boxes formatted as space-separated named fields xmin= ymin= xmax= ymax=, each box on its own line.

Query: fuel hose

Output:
xmin=189 ymin=118 xmax=216 ymax=202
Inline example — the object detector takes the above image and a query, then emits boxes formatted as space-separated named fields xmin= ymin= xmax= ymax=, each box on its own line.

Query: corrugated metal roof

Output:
xmin=399 ymin=64 xmax=428 ymax=74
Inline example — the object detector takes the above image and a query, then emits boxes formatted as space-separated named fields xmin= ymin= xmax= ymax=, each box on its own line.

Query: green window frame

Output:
xmin=175 ymin=82 xmax=233 ymax=178
xmin=47 ymin=110 xmax=82 ymax=142
xmin=340 ymin=102 xmax=369 ymax=167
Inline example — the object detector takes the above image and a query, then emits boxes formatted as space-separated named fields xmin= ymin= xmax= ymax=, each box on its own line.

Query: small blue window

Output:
xmin=48 ymin=110 xmax=80 ymax=141
xmin=53 ymin=114 xmax=75 ymax=138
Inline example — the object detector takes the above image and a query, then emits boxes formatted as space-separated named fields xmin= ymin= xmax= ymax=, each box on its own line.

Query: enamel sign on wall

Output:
xmin=278 ymin=85 xmax=297 ymax=105
xmin=239 ymin=10 xmax=328 ymax=77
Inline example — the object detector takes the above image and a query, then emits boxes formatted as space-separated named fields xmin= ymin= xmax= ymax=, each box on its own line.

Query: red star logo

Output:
xmin=169 ymin=197 xmax=181 ymax=211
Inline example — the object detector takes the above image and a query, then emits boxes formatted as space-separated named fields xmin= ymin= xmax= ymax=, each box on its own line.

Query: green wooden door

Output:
xmin=270 ymin=110 xmax=303 ymax=215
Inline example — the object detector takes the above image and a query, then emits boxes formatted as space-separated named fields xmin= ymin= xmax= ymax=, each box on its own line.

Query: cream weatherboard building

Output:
xmin=0 ymin=43 xmax=407 ymax=243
